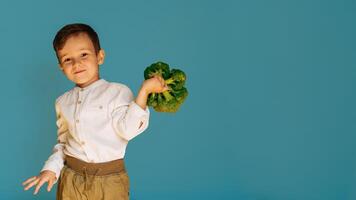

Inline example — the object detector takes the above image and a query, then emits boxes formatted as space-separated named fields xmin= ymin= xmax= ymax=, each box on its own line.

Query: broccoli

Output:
xmin=144 ymin=61 xmax=188 ymax=113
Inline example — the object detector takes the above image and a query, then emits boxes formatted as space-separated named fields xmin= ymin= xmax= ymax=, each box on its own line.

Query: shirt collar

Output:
xmin=74 ymin=78 xmax=107 ymax=92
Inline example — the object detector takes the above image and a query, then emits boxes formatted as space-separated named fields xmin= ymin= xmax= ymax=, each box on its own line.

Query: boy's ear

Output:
xmin=97 ymin=49 xmax=105 ymax=65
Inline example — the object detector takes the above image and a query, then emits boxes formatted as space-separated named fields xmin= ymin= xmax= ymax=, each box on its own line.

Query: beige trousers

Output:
xmin=56 ymin=155 xmax=130 ymax=200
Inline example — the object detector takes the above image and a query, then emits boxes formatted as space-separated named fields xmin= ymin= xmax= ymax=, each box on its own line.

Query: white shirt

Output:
xmin=40 ymin=79 xmax=150 ymax=181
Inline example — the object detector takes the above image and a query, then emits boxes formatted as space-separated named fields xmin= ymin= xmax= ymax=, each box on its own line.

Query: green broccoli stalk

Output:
xmin=156 ymin=93 xmax=165 ymax=105
xmin=161 ymin=90 xmax=174 ymax=102
xmin=147 ymin=93 xmax=158 ymax=107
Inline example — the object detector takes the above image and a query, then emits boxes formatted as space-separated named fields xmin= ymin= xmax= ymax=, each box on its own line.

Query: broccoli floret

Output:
xmin=154 ymin=98 xmax=180 ymax=112
xmin=144 ymin=61 xmax=170 ymax=80
xmin=172 ymin=87 xmax=188 ymax=103
xmin=165 ymin=69 xmax=186 ymax=90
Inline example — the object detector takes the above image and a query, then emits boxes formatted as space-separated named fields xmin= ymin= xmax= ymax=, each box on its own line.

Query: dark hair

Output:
xmin=53 ymin=23 xmax=101 ymax=60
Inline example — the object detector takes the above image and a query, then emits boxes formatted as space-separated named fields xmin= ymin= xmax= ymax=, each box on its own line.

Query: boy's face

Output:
xmin=57 ymin=33 xmax=105 ymax=88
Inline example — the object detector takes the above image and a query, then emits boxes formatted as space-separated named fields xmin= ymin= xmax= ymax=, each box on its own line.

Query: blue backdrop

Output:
xmin=1 ymin=0 xmax=355 ymax=199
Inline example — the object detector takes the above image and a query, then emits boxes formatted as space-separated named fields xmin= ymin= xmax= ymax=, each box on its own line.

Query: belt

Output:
xmin=64 ymin=155 xmax=126 ymax=193
xmin=64 ymin=155 xmax=126 ymax=176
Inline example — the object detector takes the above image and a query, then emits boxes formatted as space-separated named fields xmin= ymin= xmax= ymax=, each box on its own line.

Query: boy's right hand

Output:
xmin=22 ymin=170 xmax=57 ymax=195
xmin=141 ymin=75 xmax=169 ymax=94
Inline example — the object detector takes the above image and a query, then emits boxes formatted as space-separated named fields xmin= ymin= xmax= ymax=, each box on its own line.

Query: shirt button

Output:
xmin=80 ymin=88 xmax=84 ymax=92
xmin=76 ymin=119 xmax=80 ymax=123
xmin=81 ymin=141 xmax=85 ymax=146
xmin=78 ymin=100 xmax=82 ymax=104
xmin=99 ymin=105 xmax=103 ymax=109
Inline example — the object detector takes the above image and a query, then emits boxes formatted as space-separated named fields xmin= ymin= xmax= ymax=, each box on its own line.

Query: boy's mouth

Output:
xmin=74 ymin=70 xmax=86 ymax=74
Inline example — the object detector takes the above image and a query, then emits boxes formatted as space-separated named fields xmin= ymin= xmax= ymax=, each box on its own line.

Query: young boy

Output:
xmin=22 ymin=23 xmax=168 ymax=199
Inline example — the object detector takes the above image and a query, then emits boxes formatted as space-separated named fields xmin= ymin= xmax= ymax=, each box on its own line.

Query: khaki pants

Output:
xmin=56 ymin=155 xmax=130 ymax=200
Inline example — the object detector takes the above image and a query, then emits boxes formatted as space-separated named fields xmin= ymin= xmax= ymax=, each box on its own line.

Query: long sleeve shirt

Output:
xmin=40 ymin=79 xmax=150 ymax=182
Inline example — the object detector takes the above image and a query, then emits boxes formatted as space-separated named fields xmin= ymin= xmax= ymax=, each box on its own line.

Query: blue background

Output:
xmin=1 ymin=0 xmax=355 ymax=199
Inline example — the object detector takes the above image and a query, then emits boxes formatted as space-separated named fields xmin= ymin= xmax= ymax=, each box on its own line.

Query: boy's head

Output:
xmin=53 ymin=23 xmax=101 ymax=60
xmin=53 ymin=23 xmax=105 ymax=88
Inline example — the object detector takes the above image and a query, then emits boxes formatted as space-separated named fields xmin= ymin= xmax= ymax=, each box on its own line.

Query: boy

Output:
xmin=22 ymin=23 xmax=168 ymax=199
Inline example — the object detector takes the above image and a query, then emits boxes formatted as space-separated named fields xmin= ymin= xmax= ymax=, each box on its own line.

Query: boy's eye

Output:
xmin=81 ymin=53 xmax=88 ymax=57
xmin=63 ymin=58 xmax=71 ymax=63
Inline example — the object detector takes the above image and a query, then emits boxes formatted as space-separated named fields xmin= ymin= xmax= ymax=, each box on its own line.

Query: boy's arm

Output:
xmin=135 ymin=87 xmax=149 ymax=111
xmin=40 ymin=102 xmax=67 ymax=184
xmin=135 ymin=87 xmax=149 ymax=129
xmin=111 ymin=76 xmax=167 ymax=141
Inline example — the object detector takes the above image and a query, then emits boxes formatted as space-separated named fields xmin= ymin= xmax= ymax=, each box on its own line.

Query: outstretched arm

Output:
xmin=22 ymin=101 xmax=68 ymax=195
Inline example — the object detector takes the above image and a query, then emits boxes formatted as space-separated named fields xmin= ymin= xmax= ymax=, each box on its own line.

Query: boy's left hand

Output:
xmin=141 ymin=75 xmax=169 ymax=94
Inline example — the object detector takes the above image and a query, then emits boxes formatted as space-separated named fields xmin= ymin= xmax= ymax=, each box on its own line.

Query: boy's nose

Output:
xmin=73 ymin=59 xmax=82 ymax=69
